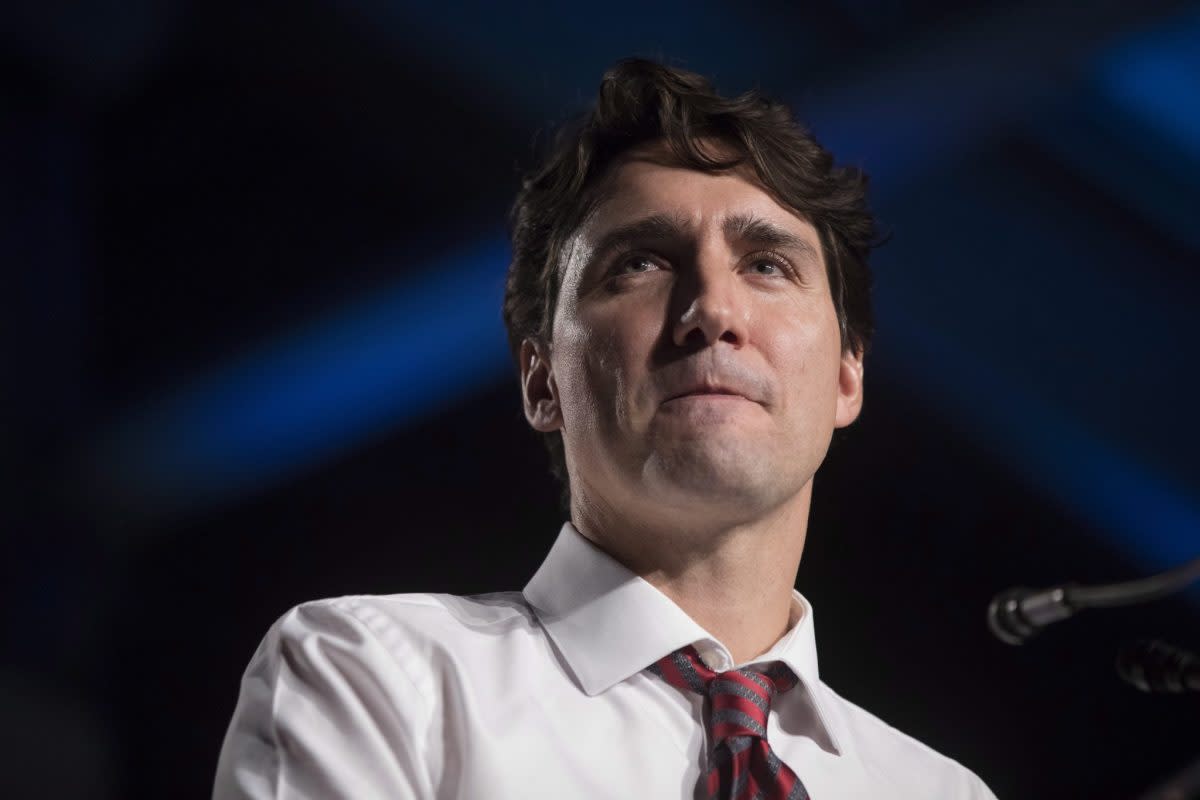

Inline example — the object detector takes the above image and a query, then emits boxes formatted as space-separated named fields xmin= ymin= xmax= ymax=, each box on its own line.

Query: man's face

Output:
xmin=521 ymin=143 xmax=864 ymax=521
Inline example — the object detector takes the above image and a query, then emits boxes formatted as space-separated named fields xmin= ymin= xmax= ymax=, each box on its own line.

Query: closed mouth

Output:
xmin=664 ymin=389 xmax=750 ymax=404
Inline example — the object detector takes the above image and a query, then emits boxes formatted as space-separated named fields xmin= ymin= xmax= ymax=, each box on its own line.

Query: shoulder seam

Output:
xmin=324 ymin=596 xmax=436 ymax=728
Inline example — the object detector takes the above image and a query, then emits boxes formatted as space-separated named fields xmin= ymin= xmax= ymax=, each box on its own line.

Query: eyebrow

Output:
xmin=588 ymin=211 xmax=820 ymax=265
xmin=589 ymin=213 xmax=690 ymax=260
xmin=722 ymin=213 xmax=821 ymax=263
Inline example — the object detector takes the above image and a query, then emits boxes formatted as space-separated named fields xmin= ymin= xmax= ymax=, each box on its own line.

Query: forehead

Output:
xmin=579 ymin=145 xmax=819 ymax=244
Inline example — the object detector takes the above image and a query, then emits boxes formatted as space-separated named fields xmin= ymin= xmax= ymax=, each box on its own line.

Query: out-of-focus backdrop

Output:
xmin=4 ymin=1 xmax=1199 ymax=797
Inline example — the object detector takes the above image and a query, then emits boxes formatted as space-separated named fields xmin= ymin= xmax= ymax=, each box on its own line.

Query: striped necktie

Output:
xmin=648 ymin=644 xmax=811 ymax=800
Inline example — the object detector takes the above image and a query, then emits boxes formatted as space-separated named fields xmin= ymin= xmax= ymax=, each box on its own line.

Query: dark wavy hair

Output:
xmin=503 ymin=58 xmax=878 ymax=507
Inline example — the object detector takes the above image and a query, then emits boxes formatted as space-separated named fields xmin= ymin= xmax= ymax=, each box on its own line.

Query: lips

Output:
xmin=664 ymin=383 xmax=753 ymax=403
xmin=670 ymin=389 xmax=743 ymax=400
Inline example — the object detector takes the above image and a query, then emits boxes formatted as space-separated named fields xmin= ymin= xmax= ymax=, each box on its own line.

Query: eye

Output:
xmin=746 ymin=255 xmax=791 ymax=278
xmin=614 ymin=255 xmax=663 ymax=275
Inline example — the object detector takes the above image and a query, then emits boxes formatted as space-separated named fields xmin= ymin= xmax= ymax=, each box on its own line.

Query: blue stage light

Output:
xmin=92 ymin=237 xmax=512 ymax=517
xmin=1099 ymin=8 xmax=1200 ymax=172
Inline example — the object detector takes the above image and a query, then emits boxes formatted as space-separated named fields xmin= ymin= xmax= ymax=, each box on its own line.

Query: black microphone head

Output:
xmin=1116 ymin=639 xmax=1200 ymax=693
xmin=987 ymin=587 xmax=1038 ymax=646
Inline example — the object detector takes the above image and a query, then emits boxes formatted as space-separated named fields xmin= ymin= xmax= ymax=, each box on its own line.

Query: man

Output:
xmin=214 ymin=59 xmax=998 ymax=799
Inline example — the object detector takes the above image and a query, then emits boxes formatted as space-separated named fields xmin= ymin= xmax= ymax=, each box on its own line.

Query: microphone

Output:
xmin=987 ymin=555 xmax=1200 ymax=646
xmin=1116 ymin=639 xmax=1200 ymax=693
xmin=987 ymin=586 xmax=1076 ymax=646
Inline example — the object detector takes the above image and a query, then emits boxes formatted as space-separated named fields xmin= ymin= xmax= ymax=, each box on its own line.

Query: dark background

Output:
xmin=4 ymin=1 xmax=1199 ymax=798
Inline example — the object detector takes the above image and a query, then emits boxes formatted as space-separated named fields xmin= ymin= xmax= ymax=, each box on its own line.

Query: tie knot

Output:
xmin=648 ymin=645 xmax=799 ymax=742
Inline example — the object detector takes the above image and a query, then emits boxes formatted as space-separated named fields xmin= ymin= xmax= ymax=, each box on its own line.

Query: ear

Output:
xmin=834 ymin=346 xmax=864 ymax=428
xmin=520 ymin=338 xmax=562 ymax=433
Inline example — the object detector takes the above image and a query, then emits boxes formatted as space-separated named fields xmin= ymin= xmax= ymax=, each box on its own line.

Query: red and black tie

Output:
xmin=648 ymin=644 xmax=811 ymax=800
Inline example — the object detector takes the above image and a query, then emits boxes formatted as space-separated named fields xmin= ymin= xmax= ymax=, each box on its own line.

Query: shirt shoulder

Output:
xmin=214 ymin=591 xmax=546 ymax=798
xmin=818 ymin=681 xmax=999 ymax=799
xmin=288 ymin=591 xmax=545 ymax=683
xmin=313 ymin=590 xmax=537 ymax=631
xmin=291 ymin=589 xmax=538 ymax=650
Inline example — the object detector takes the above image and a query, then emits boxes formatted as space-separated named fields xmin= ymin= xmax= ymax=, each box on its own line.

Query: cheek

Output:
xmin=566 ymin=308 xmax=659 ymax=429
xmin=554 ymin=316 xmax=628 ymax=430
xmin=768 ymin=316 xmax=844 ymax=417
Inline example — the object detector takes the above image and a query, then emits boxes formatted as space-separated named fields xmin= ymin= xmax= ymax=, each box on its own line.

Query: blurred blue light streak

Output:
xmin=875 ymin=301 xmax=1200 ymax=576
xmin=1031 ymin=6 xmax=1200 ymax=253
xmin=1098 ymin=8 xmax=1200 ymax=172
xmin=93 ymin=238 xmax=512 ymax=516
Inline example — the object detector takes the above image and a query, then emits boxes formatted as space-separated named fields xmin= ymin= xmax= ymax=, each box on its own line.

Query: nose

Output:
xmin=671 ymin=249 xmax=749 ymax=349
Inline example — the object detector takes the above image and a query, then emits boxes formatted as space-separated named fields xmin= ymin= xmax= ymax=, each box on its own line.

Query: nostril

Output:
xmin=675 ymin=306 xmax=740 ymax=347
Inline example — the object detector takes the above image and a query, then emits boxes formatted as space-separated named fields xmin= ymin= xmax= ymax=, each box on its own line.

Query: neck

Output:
xmin=570 ymin=480 xmax=812 ymax=665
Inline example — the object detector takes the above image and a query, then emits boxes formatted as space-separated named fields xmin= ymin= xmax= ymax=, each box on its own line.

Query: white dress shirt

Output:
xmin=214 ymin=522 xmax=998 ymax=799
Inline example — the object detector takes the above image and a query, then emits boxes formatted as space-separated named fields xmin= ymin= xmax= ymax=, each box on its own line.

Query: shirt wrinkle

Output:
xmin=335 ymin=596 xmax=435 ymax=772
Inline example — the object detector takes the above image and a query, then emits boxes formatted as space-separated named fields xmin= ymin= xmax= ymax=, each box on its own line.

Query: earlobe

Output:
xmin=520 ymin=338 xmax=562 ymax=433
xmin=834 ymin=348 xmax=865 ymax=428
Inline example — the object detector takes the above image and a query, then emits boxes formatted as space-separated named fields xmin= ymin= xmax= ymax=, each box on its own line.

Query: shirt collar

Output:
xmin=523 ymin=521 xmax=842 ymax=754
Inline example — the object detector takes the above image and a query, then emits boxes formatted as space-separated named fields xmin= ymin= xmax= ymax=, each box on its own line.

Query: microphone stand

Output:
xmin=988 ymin=555 xmax=1200 ymax=798
xmin=988 ymin=555 xmax=1200 ymax=645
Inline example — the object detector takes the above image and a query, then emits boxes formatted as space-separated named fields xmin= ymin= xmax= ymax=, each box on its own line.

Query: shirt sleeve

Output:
xmin=974 ymin=771 xmax=1002 ymax=800
xmin=212 ymin=598 xmax=436 ymax=799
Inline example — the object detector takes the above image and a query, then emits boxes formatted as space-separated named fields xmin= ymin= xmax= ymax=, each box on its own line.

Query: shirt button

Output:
xmin=700 ymin=646 xmax=731 ymax=672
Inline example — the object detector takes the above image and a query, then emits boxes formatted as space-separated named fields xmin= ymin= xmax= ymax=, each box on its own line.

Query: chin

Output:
xmin=644 ymin=444 xmax=777 ymax=506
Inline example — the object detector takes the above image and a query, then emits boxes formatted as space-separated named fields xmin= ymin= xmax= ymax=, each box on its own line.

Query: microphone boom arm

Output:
xmin=988 ymin=555 xmax=1200 ymax=646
